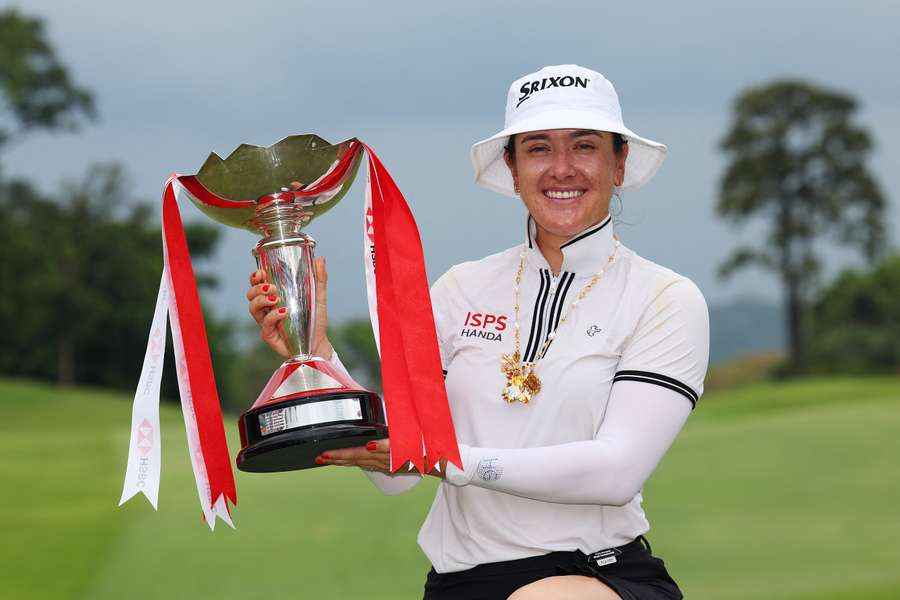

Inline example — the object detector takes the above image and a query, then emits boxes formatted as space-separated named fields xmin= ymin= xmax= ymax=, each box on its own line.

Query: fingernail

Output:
xmin=314 ymin=457 xmax=325 ymax=465
xmin=278 ymin=307 xmax=287 ymax=314
xmin=366 ymin=441 xmax=377 ymax=451
xmin=321 ymin=453 xmax=332 ymax=459
xmin=262 ymin=284 xmax=270 ymax=292
xmin=267 ymin=294 xmax=277 ymax=302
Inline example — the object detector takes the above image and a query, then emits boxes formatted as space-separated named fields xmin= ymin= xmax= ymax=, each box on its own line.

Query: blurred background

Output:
xmin=1 ymin=1 xmax=898 ymax=598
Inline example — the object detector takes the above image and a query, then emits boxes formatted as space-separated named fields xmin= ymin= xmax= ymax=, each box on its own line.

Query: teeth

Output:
xmin=544 ymin=190 xmax=584 ymax=199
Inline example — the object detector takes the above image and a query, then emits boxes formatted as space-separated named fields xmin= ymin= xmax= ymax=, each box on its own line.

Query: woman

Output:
xmin=248 ymin=65 xmax=709 ymax=600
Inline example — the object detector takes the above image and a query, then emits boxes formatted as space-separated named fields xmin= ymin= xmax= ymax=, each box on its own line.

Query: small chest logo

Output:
xmin=460 ymin=311 xmax=507 ymax=342
xmin=586 ymin=325 xmax=603 ymax=337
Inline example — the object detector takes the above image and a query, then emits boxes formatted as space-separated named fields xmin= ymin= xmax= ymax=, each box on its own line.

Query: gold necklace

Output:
xmin=500 ymin=237 xmax=621 ymax=404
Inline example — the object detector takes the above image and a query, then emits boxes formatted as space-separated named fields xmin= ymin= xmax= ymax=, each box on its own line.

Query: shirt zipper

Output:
xmin=548 ymin=272 xmax=561 ymax=299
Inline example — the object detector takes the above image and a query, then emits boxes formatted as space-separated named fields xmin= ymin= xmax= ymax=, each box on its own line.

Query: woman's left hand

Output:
xmin=315 ymin=438 xmax=392 ymax=474
xmin=315 ymin=438 xmax=446 ymax=478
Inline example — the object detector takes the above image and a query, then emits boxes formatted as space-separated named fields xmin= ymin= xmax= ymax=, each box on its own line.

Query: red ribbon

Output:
xmin=162 ymin=183 xmax=237 ymax=510
xmin=363 ymin=144 xmax=461 ymax=473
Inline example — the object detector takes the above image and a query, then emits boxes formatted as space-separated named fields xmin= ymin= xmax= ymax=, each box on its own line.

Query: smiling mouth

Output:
xmin=544 ymin=190 xmax=585 ymax=199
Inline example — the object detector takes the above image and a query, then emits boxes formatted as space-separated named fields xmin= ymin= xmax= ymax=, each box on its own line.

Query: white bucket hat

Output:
xmin=471 ymin=64 xmax=666 ymax=197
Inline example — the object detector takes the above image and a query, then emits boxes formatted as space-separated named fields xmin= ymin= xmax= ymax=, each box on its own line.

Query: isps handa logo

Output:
xmin=460 ymin=311 xmax=507 ymax=342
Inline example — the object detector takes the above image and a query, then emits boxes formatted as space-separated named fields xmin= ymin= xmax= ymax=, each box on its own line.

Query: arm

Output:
xmin=444 ymin=381 xmax=690 ymax=505
xmin=446 ymin=277 xmax=709 ymax=505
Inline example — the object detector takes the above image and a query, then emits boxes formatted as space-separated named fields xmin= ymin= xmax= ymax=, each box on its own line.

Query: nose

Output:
xmin=550 ymin=148 xmax=576 ymax=180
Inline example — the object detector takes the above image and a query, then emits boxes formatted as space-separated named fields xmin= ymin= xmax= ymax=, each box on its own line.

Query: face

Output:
xmin=504 ymin=128 xmax=627 ymax=247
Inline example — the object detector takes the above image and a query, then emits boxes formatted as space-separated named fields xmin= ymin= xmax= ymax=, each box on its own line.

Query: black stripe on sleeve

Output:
xmin=523 ymin=270 xmax=549 ymax=361
xmin=613 ymin=370 xmax=699 ymax=408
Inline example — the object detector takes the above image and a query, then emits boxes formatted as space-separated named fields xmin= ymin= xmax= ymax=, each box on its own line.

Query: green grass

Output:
xmin=1 ymin=376 xmax=899 ymax=599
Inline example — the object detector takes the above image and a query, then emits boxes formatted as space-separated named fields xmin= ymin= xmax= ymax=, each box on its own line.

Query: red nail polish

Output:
xmin=278 ymin=307 xmax=287 ymax=314
xmin=267 ymin=294 xmax=277 ymax=302
xmin=315 ymin=457 xmax=325 ymax=465
xmin=321 ymin=453 xmax=332 ymax=459
xmin=366 ymin=441 xmax=377 ymax=451
xmin=262 ymin=284 xmax=270 ymax=292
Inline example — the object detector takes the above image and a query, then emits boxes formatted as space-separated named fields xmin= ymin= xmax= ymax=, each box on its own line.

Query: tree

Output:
xmin=0 ymin=8 xmax=95 ymax=156
xmin=717 ymin=81 xmax=888 ymax=372
xmin=0 ymin=164 xmax=233 ymax=395
xmin=808 ymin=254 xmax=900 ymax=374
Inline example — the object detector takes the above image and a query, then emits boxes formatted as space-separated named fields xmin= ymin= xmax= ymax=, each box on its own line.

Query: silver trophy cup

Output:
xmin=186 ymin=135 xmax=387 ymax=473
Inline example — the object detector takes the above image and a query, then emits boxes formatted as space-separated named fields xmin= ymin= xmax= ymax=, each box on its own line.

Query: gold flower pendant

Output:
xmin=500 ymin=351 xmax=542 ymax=404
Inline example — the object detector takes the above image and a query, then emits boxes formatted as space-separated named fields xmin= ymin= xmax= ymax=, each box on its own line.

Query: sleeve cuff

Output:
xmin=444 ymin=443 xmax=473 ymax=486
xmin=613 ymin=370 xmax=699 ymax=407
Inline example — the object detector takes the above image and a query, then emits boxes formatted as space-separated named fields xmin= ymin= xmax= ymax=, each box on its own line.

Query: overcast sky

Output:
xmin=4 ymin=0 xmax=899 ymax=328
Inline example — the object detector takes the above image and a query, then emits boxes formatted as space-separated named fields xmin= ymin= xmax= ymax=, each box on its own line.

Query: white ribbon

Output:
xmin=119 ymin=272 xmax=168 ymax=509
xmin=363 ymin=162 xmax=381 ymax=355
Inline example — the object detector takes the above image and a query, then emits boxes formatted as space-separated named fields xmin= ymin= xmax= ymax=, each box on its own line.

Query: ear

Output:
xmin=614 ymin=142 xmax=629 ymax=187
xmin=503 ymin=148 xmax=518 ymax=188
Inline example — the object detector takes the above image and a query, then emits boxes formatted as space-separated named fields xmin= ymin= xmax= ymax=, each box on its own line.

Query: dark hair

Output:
xmin=505 ymin=131 xmax=627 ymax=162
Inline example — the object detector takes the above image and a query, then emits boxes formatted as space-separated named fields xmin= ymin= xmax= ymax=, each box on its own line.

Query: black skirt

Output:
xmin=423 ymin=537 xmax=682 ymax=600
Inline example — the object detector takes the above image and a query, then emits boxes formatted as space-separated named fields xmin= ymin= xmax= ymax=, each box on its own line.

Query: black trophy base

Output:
xmin=236 ymin=390 xmax=388 ymax=473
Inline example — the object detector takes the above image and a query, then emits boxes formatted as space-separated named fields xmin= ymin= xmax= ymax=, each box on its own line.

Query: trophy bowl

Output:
xmin=189 ymin=135 xmax=388 ymax=473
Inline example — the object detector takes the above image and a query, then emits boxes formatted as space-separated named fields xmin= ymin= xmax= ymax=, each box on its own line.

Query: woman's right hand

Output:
xmin=247 ymin=255 xmax=334 ymax=360
xmin=247 ymin=270 xmax=291 ymax=358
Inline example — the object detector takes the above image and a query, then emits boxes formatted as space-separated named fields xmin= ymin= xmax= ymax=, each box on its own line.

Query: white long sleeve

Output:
xmin=443 ymin=380 xmax=691 ymax=505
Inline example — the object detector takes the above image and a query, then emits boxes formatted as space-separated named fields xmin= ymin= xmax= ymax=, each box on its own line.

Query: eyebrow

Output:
xmin=519 ymin=130 xmax=604 ymax=143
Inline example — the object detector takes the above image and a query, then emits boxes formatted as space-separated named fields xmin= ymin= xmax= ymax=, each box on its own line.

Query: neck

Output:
xmin=533 ymin=214 xmax=610 ymax=275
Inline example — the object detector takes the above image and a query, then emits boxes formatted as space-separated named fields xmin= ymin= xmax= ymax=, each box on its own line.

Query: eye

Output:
xmin=526 ymin=145 xmax=550 ymax=154
xmin=575 ymin=142 xmax=596 ymax=151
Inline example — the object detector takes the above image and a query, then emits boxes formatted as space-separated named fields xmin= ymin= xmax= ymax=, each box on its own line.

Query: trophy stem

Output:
xmin=252 ymin=199 xmax=318 ymax=359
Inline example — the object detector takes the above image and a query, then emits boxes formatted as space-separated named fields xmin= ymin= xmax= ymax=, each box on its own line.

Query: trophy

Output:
xmin=186 ymin=135 xmax=387 ymax=473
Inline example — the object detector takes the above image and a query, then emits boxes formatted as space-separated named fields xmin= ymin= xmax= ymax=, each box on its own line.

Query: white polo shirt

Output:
xmin=416 ymin=214 xmax=709 ymax=573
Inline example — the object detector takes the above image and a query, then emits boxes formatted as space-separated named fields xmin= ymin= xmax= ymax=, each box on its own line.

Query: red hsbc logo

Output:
xmin=137 ymin=418 xmax=154 ymax=455
xmin=365 ymin=207 xmax=375 ymax=243
xmin=149 ymin=326 xmax=164 ymax=361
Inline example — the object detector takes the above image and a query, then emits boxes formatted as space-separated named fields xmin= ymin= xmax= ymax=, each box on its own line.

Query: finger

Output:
xmin=249 ymin=269 xmax=269 ymax=285
xmin=368 ymin=438 xmax=390 ymax=453
xmin=329 ymin=457 xmax=391 ymax=472
xmin=249 ymin=292 xmax=281 ymax=324
xmin=246 ymin=281 xmax=277 ymax=302
xmin=260 ymin=304 xmax=289 ymax=339
xmin=290 ymin=181 xmax=305 ymax=190
xmin=321 ymin=445 xmax=369 ymax=462
xmin=314 ymin=256 xmax=328 ymax=314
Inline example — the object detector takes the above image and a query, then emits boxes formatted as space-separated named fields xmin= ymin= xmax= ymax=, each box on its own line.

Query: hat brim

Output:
xmin=470 ymin=109 xmax=667 ymax=198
